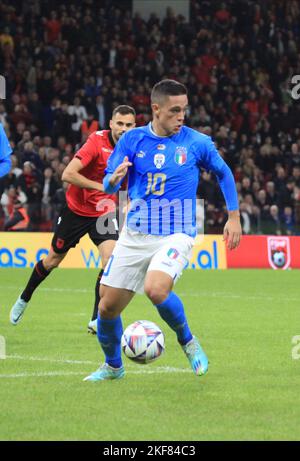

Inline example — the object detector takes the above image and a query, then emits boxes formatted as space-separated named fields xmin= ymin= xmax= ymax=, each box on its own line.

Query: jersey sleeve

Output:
xmin=105 ymin=132 xmax=133 ymax=175
xmin=193 ymin=135 xmax=239 ymax=211
xmin=0 ymin=123 xmax=12 ymax=161
xmin=193 ymin=135 xmax=225 ymax=174
xmin=0 ymin=155 xmax=11 ymax=178
xmin=74 ymin=133 xmax=99 ymax=167
xmin=103 ymin=132 xmax=133 ymax=193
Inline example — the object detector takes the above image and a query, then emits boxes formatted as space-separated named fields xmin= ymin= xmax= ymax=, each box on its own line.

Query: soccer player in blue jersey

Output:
xmin=0 ymin=123 xmax=12 ymax=178
xmin=84 ymin=79 xmax=242 ymax=382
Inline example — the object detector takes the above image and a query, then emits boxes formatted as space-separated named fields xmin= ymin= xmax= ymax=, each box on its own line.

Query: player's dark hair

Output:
xmin=112 ymin=105 xmax=136 ymax=117
xmin=151 ymin=79 xmax=187 ymax=103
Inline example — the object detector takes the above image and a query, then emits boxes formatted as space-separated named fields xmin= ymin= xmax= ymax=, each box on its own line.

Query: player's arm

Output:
xmin=103 ymin=134 xmax=132 ymax=194
xmin=62 ymin=133 xmax=103 ymax=191
xmin=197 ymin=137 xmax=242 ymax=250
xmin=61 ymin=157 xmax=103 ymax=191
xmin=105 ymin=156 xmax=132 ymax=190
xmin=223 ymin=208 xmax=241 ymax=250
xmin=213 ymin=163 xmax=241 ymax=250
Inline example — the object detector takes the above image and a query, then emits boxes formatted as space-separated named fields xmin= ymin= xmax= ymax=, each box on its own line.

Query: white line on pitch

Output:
xmin=178 ymin=292 xmax=299 ymax=302
xmin=0 ymin=367 xmax=191 ymax=379
xmin=0 ymin=371 xmax=84 ymax=378
xmin=6 ymin=355 xmax=190 ymax=375
xmin=7 ymin=354 xmax=96 ymax=365
xmin=0 ymin=285 xmax=92 ymax=293
xmin=1 ymin=285 xmax=298 ymax=302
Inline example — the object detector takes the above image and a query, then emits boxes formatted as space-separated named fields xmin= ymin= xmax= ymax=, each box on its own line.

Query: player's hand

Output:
xmin=110 ymin=156 xmax=132 ymax=187
xmin=223 ymin=215 xmax=242 ymax=250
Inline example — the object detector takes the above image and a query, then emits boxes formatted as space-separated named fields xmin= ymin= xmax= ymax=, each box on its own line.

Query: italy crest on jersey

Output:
xmin=174 ymin=146 xmax=187 ymax=165
xmin=154 ymin=153 xmax=165 ymax=169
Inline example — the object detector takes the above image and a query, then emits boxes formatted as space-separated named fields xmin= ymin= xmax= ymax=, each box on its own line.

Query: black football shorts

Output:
xmin=51 ymin=205 xmax=119 ymax=254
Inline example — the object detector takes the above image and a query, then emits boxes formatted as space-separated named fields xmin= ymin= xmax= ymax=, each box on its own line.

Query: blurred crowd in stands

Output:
xmin=0 ymin=0 xmax=300 ymax=234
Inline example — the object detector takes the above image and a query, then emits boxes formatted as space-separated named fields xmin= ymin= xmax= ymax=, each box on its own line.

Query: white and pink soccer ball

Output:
xmin=121 ymin=320 xmax=165 ymax=364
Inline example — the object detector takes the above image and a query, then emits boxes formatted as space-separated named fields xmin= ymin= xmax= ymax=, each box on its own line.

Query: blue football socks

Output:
xmin=97 ymin=314 xmax=123 ymax=369
xmin=156 ymin=292 xmax=193 ymax=346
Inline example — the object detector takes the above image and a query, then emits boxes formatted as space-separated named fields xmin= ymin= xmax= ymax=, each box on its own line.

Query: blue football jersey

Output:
xmin=105 ymin=123 xmax=238 ymax=236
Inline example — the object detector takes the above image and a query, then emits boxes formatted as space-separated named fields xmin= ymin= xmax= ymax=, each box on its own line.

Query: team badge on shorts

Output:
xmin=154 ymin=153 xmax=165 ymax=169
xmin=174 ymin=146 xmax=187 ymax=165
xmin=267 ymin=236 xmax=291 ymax=270
xmin=56 ymin=238 xmax=65 ymax=250
xmin=167 ymin=248 xmax=179 ymax=260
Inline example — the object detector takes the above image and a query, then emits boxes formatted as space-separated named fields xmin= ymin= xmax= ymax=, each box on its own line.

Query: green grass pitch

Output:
xmin=0 ymin=268 xmax=299 ymax=441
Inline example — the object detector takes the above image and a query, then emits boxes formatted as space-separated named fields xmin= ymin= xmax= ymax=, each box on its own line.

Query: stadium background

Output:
xmin=1 ymin=0 xmax=300 ymax=269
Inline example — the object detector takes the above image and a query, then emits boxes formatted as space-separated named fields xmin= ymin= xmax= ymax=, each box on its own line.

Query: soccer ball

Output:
xmin=273 ymin=251 xmax=285 ymax=267
xmin=121 ymin=320 xmax=165 ymax=364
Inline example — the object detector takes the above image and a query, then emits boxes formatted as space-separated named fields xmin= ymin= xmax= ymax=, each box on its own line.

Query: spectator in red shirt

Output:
xmin=215 ymin=3 xmax=231 ymax=23
xmin=44 ymin=11 xmax=61 ymax=44
xmin=81 ymin=112 xmax=99 ymax=139
xmin=192 ymin=57 xmax=211 ymax=87
xmin=131 ymin=85 xmax=150 ymax=108
xmin=246 ymin=91 xmax=259 ymax=131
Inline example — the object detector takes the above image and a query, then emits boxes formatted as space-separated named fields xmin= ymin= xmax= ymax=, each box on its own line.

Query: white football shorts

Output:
xmin=101 ymin=227 xmax=194 ymax=294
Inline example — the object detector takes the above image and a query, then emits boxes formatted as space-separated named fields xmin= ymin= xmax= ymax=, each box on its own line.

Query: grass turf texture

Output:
xmin=0 ymin=268 xmax=299 ymax=441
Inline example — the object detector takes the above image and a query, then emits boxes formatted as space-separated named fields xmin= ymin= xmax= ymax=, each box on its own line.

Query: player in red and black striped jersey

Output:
xmin=10 ymin=106 xmax=136 ymax=332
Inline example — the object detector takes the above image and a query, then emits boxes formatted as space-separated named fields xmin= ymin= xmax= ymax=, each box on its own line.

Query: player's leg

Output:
xmin=87 ymin=210 xmax=119 ymax=332
xmin=84 ymin=228 xmax=149 ymax=381
xmin=88 ymin=239 xmax=117 ymax=334
xmin=10 ymin=247 xmax=67 ymax=325
xmin=84 ymin=285 xmax=135 ymax=381
xmin=10 ymin=205 xmax=91 ymax=325
xmin=144 ymin=270 xmax=193 ymax=345
xmin=144 ymin=234 xmax=208 ymax=376
xmin=23 ymin=248 xmax=67 ymax=301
